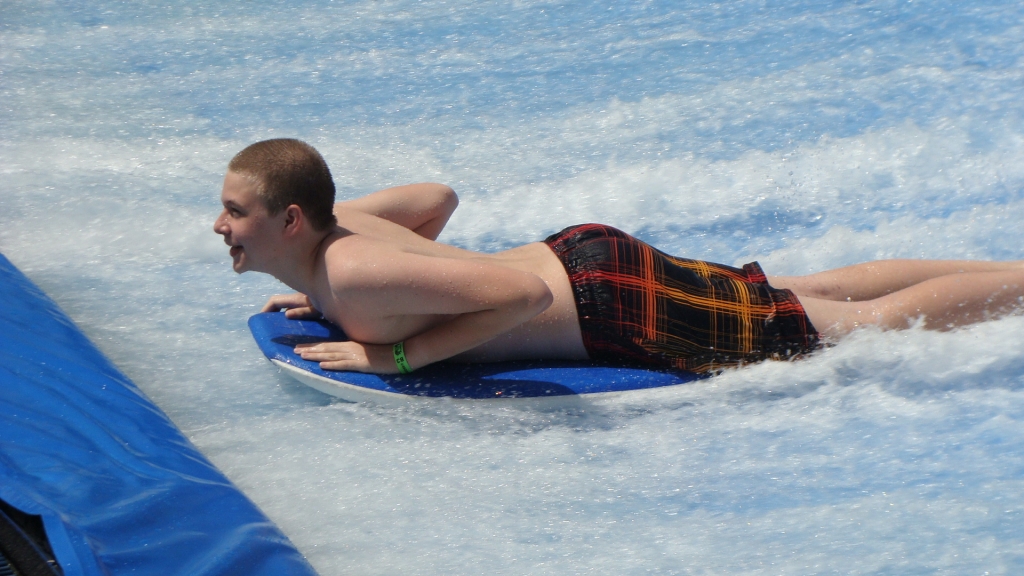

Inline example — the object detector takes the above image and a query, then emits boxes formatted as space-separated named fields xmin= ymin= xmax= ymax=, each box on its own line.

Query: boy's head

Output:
xmin=227 ymin=138 xmax=338 ymax=231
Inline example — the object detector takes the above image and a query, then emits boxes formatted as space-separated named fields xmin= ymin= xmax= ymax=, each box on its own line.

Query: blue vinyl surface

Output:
xmin=0 ymin=254 xmax=318 ymax=576
xmin=249 ymin=312 xmax=702 ymax=399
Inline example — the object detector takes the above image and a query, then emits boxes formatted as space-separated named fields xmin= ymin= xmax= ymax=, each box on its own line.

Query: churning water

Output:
xmin=3 ymin=0 xmax=1024 ymax=573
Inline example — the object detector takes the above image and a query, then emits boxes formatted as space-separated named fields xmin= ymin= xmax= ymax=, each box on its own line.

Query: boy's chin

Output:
xmin=232 ymin=259 xmax=267 ymax=275
xmin=231 ymin=256 xmax=250 ymax=273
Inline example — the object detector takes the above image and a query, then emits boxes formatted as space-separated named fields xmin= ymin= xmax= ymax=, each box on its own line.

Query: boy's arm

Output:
xmin=335 ymin=183 xmax=458 ymax=240
xmin=294 ymin=251 xmax=553 ymax=373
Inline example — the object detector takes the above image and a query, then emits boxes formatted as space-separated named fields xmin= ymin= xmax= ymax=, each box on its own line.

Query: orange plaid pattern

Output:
xmin=544 ymin=224 xmax=819 ymax=373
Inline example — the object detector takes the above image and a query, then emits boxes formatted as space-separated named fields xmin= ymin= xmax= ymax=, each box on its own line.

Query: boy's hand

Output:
xmin=262 ymin=293 xmax=321 ymax=319
xmin=294 ymin=341 xmax=399 ymax=373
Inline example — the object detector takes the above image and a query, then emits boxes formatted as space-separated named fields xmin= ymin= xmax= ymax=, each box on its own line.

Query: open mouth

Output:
xmin=230 ymin=245 xmax=243 ymax=258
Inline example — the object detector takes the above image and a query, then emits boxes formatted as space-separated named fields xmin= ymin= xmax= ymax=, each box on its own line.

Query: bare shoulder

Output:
xmin=320 ymin=234 xmax=394 ymax=289
xmin=314 ymin=235 xmax=400 ymax=330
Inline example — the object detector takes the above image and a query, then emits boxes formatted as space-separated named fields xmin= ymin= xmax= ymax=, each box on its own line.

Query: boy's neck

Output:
xmin=268 ymin=229 xmax=335 ymax=296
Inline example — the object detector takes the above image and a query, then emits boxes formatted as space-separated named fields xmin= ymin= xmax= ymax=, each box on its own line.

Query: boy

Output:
xmin=214 ymin=139 xmax=1024 ymax=374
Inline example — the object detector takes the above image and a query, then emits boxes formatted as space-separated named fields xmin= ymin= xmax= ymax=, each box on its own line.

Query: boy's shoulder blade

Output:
xmin=322 ymin=235 xmax=396 ymax=288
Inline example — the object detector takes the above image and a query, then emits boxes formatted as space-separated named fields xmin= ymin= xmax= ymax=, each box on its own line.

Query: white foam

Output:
xmin=3 ymin=0 xmax=1024 ymax=573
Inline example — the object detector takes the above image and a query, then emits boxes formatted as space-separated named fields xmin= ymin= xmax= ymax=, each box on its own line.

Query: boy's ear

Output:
xmin=282 ymin=204 xmax=303 ymax=236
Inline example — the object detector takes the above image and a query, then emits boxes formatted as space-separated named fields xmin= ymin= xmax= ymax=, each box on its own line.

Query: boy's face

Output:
xmin=213 ymin=171 xmax=285 ymax=274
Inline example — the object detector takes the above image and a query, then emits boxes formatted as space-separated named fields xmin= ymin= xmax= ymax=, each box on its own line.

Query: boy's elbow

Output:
xmin=491 ymin=276 xmax=552 ymax=327
xmin=538 ymin=287 xmax=554 ymax=315
xmin=436 ymin=184 xmax=458 ymax=215
xmin=524 ymin=277 xmax=554 ymax=316
xmin=415 ymin=183 xmax=458 ymax=222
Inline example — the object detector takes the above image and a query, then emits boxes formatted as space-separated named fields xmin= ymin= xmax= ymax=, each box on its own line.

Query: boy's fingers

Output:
xmin=284 ymin=306 xmax=319 ymax=318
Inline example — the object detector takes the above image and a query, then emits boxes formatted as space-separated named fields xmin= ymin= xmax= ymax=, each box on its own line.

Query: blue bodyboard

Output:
xmin=248 ymin=312 xmax=702 ymax=402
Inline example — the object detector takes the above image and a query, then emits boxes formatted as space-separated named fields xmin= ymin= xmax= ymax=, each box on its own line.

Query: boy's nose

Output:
xmin=213 ymin=211 xmax=227 ymax=233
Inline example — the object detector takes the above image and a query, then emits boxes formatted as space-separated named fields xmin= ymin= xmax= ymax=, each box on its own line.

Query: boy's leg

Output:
xmin=798 ymin=269 xmax=1024 ymax=338
xmin=768 ymin=260 xmax=1024 ymax=302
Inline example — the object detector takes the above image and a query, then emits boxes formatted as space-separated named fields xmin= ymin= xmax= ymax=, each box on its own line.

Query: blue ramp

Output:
xmin=0 ymin=253 xmax=318 ymax=576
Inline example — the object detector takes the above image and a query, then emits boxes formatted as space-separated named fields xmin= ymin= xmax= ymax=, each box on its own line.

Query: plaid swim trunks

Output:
xmin=543 ymin=224 xmax=820 ymax=372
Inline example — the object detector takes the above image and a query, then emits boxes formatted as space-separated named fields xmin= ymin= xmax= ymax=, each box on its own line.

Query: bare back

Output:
xmin=311 ymin=208 xmax=588 ymax=362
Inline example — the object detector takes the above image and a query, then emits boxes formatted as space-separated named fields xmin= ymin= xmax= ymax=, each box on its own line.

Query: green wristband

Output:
xmin=393 ymin=341 xmax=413 ymax=374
